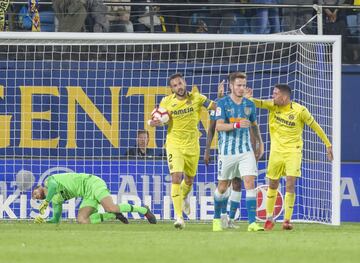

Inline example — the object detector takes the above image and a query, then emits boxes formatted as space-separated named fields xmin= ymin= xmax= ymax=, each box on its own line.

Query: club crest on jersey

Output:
xmin=288 ymin=114 xmax=295 ymax=120
xmin=244 ymin=107 xmax=252 ymax=115
xmin=215 ymin=107 xmax=222 ymax=116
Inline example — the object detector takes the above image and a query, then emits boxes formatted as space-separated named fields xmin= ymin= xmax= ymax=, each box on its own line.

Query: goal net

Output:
xmin=0 ymin=32 xmax=341 ymax=225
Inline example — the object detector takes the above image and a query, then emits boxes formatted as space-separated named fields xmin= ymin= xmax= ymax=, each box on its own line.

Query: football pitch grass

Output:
xmin=1 ymin=221 xmax=359 ymax=263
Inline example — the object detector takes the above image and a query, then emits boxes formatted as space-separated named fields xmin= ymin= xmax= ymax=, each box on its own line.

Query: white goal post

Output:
xmin=0 ymin=32 xmax=341 ymax=225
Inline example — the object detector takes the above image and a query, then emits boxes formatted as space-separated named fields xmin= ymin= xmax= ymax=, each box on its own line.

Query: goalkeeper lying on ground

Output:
xmin=32 ymin=173 xmax=157 ymax=224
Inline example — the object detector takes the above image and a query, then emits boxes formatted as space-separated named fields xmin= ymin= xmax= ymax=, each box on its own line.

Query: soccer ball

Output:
xmin=151 ymin=107 xmax=170 ymax=124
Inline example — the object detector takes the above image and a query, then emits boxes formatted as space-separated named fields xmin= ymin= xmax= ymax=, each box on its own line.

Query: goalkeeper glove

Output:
xmin=39 ymin=200 xmax=49 ymax=215
xmin=34 ymin=216 xmax=45 ymax=224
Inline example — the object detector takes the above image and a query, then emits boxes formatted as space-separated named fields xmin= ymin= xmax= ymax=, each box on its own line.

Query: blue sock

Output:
xmin=229 ymin=201 xmax=239 ymax=219
xmin=221 ymin=197 xmax=229 ymax=214
xmin=229 ymin=190 xmax=241 ymax=220
xmin=221 ymin=201 xmax=227 ymax=214
xmin=214 ymin=189 xmax=223 ymax=219
xmin=246 ymin=189 xmax=256 ymax=224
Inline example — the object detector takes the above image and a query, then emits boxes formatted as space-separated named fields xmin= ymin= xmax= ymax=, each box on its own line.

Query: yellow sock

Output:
xmin=171 ymin=183 xmax=183 ymax=219
xmin=284 ymin=192 xmax=295 ymax=221
xmin=266 ymin=188 xmax=278 ymax=218
xmin=180 ymin=180 xmax=192 ymax=200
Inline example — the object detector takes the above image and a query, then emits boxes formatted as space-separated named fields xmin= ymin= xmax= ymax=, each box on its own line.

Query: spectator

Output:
xmin=131 ymin=0 xmax=162 ymax=32
xmin=280 ymin=1 xmax=314 ymax=33
xmin=345 ymin=0 xmax=360 ymax=62
xmin=85 ymin=0 xmax=109 ymax=32
xmin=319 ymin=0 xmax=348 ymax=62
xmin=207 ymin=0 xmax=236 ymax=34
xmin=159 ymin=0 xmax=195 ymax=33
xmin=52 ymin=0 xmax=88 ymax=32
xmin=126 ymin=130 xmax=156 ymax=158
xmin=107 ymin=0 xmax=133 ymax=32
xmin=52 ymin=0 xmax=108 ymax=32
xmin=250 ymin=0 xmax=280 ymax=34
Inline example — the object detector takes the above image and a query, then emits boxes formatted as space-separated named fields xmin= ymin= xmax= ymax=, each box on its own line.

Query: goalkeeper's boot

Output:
xmin=228 ymin=219 xmax=239 ymax=229
xmin=264 ymin=219 xmax=275 ymax=231
xmin=182 ymin=196 xmax=191 ymax=216
xmin=282 ymin=220 xmax=293 ymax=230
xmin=115 ymin=213 xmax=129 ymax=224
xmin=247 ymin=222 xmax=265 ymax=232
xmin=220 ymin=214 xmax=229 ymax=229
xmin=144 ymin=206 xmax=157 ymax=224
xmin=212 ymin=219 xmax=223 ymax=232
xmin=174 ymin=217 xmax=185 ymax=230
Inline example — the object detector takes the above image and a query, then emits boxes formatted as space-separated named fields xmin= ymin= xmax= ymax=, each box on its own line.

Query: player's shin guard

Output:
xmin=118 ymin=203 xmax=147 ymax=215
xmin=246 ymin=189 xmax=256 ymax=224
xmin=171 ymin=183 xmax=183 ymax=219
xmin=180 ymin=180 xmax=192 ymax=200
xmin=284 ymin=192 xmax=295 ymax=221
xmin=266 ymin=187 xmax=277 ymax=219
xmin=229 ymin=190 xmax=241 ymax=220
xmin=89 ymin=213 xmax=116 ymax=224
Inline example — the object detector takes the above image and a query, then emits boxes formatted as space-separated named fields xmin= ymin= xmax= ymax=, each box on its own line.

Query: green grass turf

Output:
xmin=0 ymin=221 xmax=359 ymax=263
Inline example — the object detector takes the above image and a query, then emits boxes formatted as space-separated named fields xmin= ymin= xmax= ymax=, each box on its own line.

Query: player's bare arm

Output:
xmin=327 ymin=146 xmax=334 ymax=161
xmin=204 ymin=119 xmax=216 ymax=165
xmin=216 ymin=118 xmax=251 ymax=132
xmin=251 ymin=122 xmax=264 ymax=161
xmin=148 ymin=118 xmax=163 ymax=127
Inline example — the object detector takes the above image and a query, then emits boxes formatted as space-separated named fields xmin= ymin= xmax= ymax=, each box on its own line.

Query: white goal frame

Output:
xmin=0 ymin=32 xmax=341 ymax=225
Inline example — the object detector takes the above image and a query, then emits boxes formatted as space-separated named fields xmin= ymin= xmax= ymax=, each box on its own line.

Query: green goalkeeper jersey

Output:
xmin=44 ymin=173 xmax=92 ymax=223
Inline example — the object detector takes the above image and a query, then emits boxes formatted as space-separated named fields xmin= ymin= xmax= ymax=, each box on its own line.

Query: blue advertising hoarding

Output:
xmin=0 ymin=160 xmax=358 ymax=222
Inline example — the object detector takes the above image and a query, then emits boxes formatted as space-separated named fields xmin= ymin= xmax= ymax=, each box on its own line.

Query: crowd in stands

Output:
xmin=6 ymin=0 xmax=360 ymax=62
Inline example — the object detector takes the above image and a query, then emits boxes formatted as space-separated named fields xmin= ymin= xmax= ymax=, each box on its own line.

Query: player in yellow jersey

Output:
xmin=149 ymin=73 xmax=215 ymax=229
xmin=246 ymin=84 xmax=333 ymax=230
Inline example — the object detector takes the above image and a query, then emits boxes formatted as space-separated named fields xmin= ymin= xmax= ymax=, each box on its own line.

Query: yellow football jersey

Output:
xmin=250 ymin=98 xmax=331 ymax=153
xmin=160 ymin=91 xmax=213 ymax=148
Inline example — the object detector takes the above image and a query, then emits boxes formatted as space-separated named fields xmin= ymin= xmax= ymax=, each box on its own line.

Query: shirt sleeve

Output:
xmin=45 ymin=177 xmax=58 ymax=203
xmin=159 ymin=96 xmax=168 ymax=109
xmin=209 ymin=109 xmax=216 ymax=121
xmin=301 ymin=106 xmax=332 ymax=147
xmin=215 ymin=100 xmax=226 ymax=121
xmin=249 ymin=98 xmax=275 ymax=111
xmin=249 ymin=103 xmax=257 ymax=123
xmin=198 ymin=93 xmax=213 ymax=110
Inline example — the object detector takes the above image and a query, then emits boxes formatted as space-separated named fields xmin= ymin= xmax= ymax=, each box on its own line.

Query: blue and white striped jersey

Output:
xmin=215 ymin=95 xmax=257 ymax=155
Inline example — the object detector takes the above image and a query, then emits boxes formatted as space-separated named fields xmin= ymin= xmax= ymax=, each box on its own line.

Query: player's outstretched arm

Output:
xmin=245 ymin=87 xmax=274 ymax=110
xmin=302 ymin=108 xmax=333 ymax=161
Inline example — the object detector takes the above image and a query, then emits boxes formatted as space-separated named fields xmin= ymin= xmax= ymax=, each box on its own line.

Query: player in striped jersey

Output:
xmin=205 ymin=79 xmax=241 ymax=229
xmin=213 ymin=72 xmax=264 ymax=232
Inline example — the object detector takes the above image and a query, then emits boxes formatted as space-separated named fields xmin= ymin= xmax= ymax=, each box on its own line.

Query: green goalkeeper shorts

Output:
xmin=80 ymin=176 xmax=110 ymax=210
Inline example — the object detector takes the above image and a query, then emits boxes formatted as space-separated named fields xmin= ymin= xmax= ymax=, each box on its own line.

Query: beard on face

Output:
xmin=176 ymin=88 xmax=186 ymax=97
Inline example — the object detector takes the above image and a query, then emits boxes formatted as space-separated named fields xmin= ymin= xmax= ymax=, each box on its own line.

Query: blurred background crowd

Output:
xmin=3 ymin=1 xmax=360 ymax=63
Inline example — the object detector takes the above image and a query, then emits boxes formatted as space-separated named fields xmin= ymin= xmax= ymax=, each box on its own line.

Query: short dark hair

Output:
xmin=137 ymin=129 xmax=149 ymax=138
xmin=168 ymin=73 xmax=184 ymax=85
xmin=275 ymin=84 xmax=292 ymax=97
xmin=228 ymin=72 xmax=247 ymax=84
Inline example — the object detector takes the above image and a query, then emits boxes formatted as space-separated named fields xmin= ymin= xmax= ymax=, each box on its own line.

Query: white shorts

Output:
xmin=217 ymin=151 xmax=258 ymax=181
